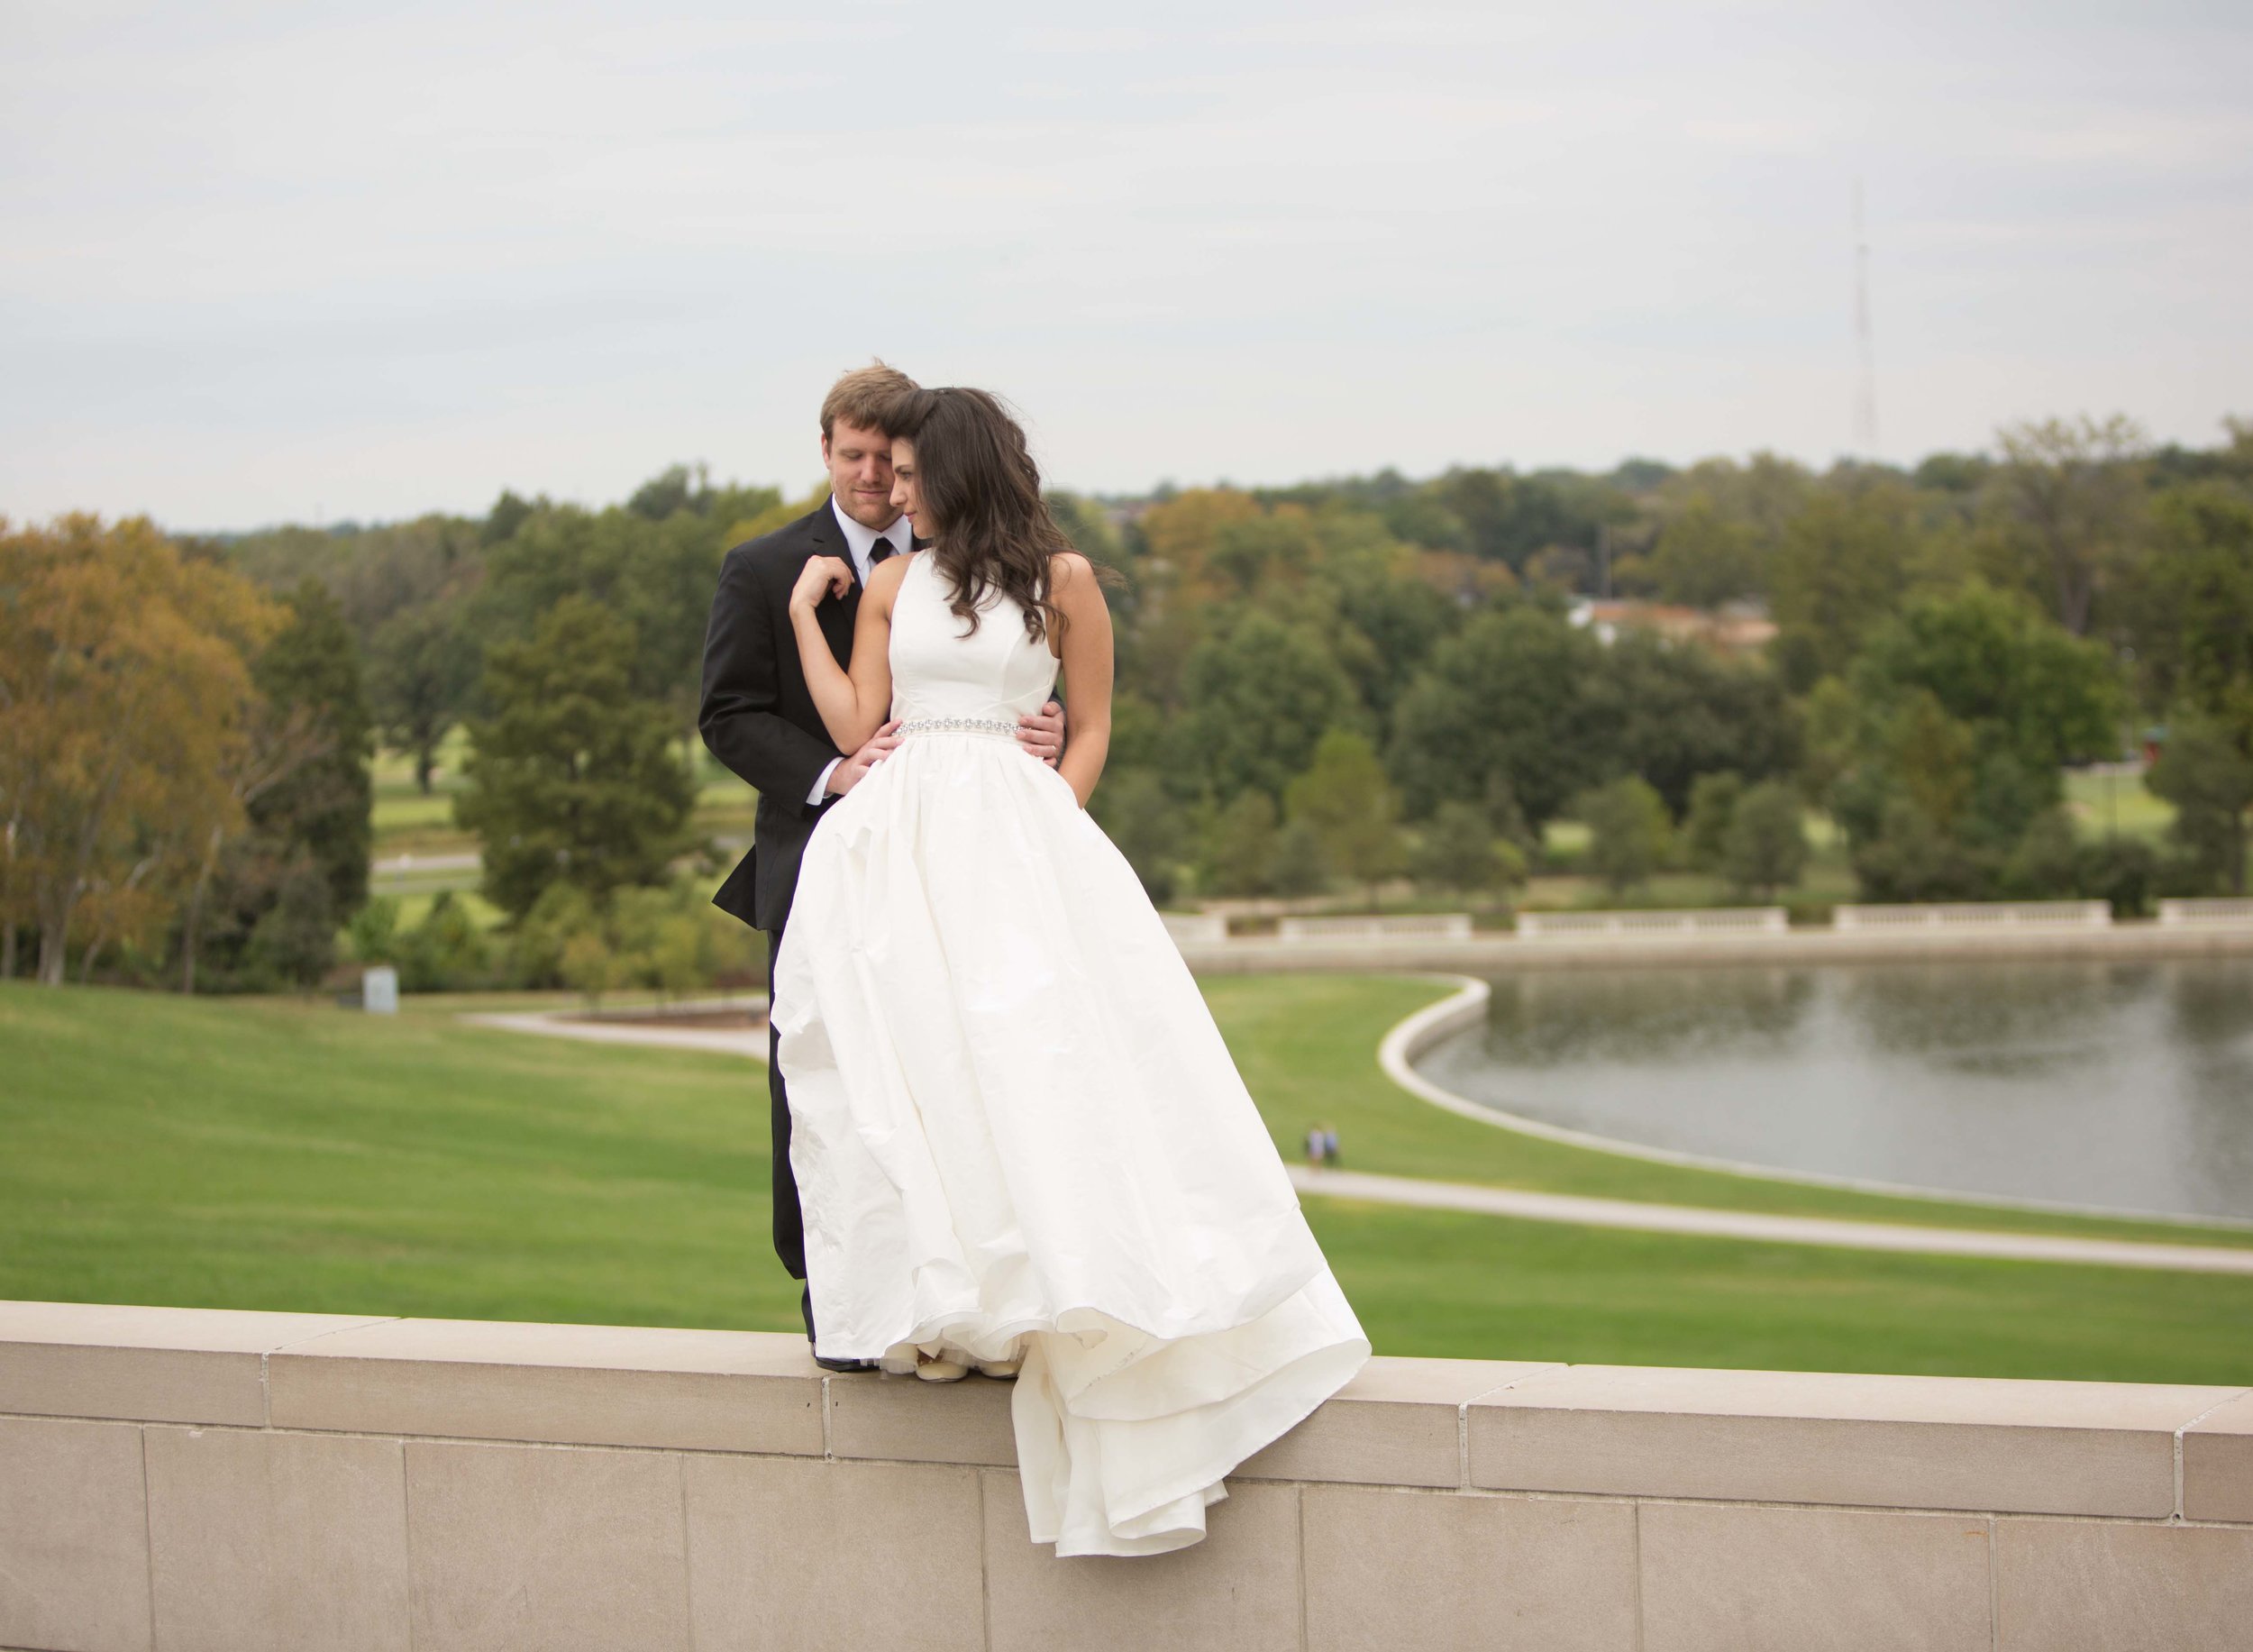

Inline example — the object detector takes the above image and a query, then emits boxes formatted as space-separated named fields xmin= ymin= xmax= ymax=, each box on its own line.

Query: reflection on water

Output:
xmin=1416 ymin=958 xmax=2253 ymax=1221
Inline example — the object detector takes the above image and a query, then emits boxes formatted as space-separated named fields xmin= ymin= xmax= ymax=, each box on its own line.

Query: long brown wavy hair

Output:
xmin=877 ymin=386 xmax=1121 ymax=643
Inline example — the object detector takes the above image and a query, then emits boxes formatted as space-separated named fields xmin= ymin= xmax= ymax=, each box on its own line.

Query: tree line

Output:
xmin=4 ymin=415 xmax=2248 ymax=990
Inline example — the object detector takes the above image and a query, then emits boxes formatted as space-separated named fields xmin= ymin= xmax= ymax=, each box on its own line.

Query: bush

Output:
xmin=1410 ymin=801 xmax=1526 ymax=896
xmin=397 ymin=891 xmax=494 ymax=992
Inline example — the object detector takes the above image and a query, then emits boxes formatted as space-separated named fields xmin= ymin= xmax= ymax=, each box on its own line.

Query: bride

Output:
xmin=770 ymin=385 xmax=1369 ymax=1557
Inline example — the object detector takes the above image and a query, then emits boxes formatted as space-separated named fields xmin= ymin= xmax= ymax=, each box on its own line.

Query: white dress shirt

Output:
xmin=806 ymin=497 xmax=911 ymax=804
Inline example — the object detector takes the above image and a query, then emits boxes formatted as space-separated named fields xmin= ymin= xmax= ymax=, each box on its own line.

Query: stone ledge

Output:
xmin=5 ymin=1300 xmax=2245 ymax=1518
xmin=1468 ymin=1363 xmax=2246 ymax=1519
xmin=5 ymin=1300 xmax=2250 ymax=1652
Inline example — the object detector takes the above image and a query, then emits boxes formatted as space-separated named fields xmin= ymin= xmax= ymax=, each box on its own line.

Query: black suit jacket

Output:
xmin=698 ymin=502 xmax=898 ymax=932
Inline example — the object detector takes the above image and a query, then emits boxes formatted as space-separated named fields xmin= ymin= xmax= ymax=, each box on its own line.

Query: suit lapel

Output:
xmin=797 ymin=505 xmax=859 ymax=668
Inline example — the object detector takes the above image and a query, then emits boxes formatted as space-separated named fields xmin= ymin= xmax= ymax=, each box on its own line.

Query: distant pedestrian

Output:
xmin=1305 ymin=1126 xmax=1329 ymax=1166
xmin=1320 ymin=1125 xmax=1342 ymax=1167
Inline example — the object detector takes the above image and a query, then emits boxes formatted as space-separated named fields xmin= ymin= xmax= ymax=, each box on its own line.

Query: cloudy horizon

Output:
xmin=5 ymin=0 xmax=2248 ymax=534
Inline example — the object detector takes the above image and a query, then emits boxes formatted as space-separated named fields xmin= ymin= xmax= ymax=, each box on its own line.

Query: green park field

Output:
xmin=5 ymin=973 xmax=2249 ymax=1385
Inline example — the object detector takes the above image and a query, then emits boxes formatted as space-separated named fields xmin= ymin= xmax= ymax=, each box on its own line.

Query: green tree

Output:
xmin=1270 ymin=816 xmax=1329 ymax=896
xmin=1200 ymin=789 xmax=1281 ymax=897
xmin=247 ymin=578 xmax=374 ymax=918
xmin=1410 ymin=801 xmax=1525 ymax=897
xmin=1285 ymin=729 xmax=1405 ymax=906
xmin=1171 ymin=612 xmax=1361 ymax=804
xmin=1684 ymin=771 xmax=1744 ymax=872
xmin=454 ymin=596 xmax=697 ymax=921
xmin=1770 ymin=482 xmax=1921 ymax=691
xmin=1988 ymin=415 xmax=2150 ymax=636
xmin=1593 ymin=634 xmax=1800 ymax=819
xmin=369 ymin=603 xmax=479 ymax=794
xmin=1090 ymin=767 xmax=1186 ymax=902
xmin=1650 ymin=493 xmax=1764 ymax=607
xmin=1572 ymin=776 xmax=1672 ymax=893
xmin=1721 ymin=780 xmax=1809 ymax=899
xmin=1388 ymin=606 xmax=1606 ymax=826
xmin=2148 ymin=716 xmax=2253 ymax=893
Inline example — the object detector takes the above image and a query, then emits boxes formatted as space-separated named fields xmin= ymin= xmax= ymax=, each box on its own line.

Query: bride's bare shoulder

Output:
xmin=1047 ymin=549 xmax=1096 ymax=589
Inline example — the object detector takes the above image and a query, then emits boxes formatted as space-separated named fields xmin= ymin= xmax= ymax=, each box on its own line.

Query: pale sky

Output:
xmin=5 ymin=1 xmax=2248 ymax=531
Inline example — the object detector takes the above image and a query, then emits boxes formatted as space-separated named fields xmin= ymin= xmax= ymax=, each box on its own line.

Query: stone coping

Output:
xmin=1180 ymin=917 xmax=2253 ymax=973
xmin=5 ymin=1299 xmax=2246 ymax=1524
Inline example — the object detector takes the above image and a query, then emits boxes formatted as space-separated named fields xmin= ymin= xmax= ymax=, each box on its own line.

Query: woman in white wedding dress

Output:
xmin=770 ymin=386 xmax=1369 ymax=1557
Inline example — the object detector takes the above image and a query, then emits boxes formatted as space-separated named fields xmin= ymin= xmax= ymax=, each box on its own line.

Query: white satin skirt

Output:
xmin=771 ymin=730 xmax=1369 ymax=1556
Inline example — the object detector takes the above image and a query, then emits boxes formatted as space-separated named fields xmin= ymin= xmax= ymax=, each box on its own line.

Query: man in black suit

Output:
xmin=697 ymin=361 xmax=1065 ymax=1368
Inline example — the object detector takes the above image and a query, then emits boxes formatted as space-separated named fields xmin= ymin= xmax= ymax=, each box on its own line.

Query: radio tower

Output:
xmin=1852 ymin=178 xmax=1879 ymax=453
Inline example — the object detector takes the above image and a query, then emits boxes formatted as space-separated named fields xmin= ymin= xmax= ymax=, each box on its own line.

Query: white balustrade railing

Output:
xmin=1834 ymin=900 xmax=2112 ymax=931
xmin=1275 ymin=913 xmax=1474 ymax=943
xmin=2157 ymin=898 xmax=2253 ymax=926
xmin=1159 ymin=911 xmax=1229 ymax=945
xmin=1516 ymin=907 xmax=1788 ymax=939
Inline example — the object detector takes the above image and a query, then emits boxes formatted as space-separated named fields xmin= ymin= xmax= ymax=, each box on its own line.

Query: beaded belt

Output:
xmin=897 ymin=716 xmax=1019 ymax=740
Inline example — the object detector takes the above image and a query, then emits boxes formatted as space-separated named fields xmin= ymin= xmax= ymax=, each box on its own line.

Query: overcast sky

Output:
xmin=5 ymin=0 xmax=2248 ymax=530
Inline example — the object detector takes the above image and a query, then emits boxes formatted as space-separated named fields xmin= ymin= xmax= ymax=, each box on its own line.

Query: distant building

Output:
xmin=1567 ymin=598 xmax=1776 ymax=655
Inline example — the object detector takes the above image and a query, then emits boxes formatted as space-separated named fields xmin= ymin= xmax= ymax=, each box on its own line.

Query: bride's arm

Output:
xmin=787 ymin=554 xmax=901 ymax=753
xmin=1050 ymin=552 xmax=1112 ymax=808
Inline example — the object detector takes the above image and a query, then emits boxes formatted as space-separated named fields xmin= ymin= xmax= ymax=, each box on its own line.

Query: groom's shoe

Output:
xmin=808 ymin=1339 xmax=877 ymax=1374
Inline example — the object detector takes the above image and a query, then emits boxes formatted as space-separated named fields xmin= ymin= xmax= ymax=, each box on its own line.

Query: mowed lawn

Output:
xmin=4 ymin=978 xmax=2250 ymax=1384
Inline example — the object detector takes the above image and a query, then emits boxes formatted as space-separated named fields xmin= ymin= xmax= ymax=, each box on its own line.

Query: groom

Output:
xmin=698 ymin=361 xmax=1067 ymax=1369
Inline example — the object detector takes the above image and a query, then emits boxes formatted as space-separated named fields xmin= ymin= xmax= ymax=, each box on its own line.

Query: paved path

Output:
xmin=464 ymin=1001 xmax=2253 ymax=1275
xmin=1286 ymin=1165 xmax=2253 ymax=1275
xmin=459 ymin=1009 xmax=768 ymax=1061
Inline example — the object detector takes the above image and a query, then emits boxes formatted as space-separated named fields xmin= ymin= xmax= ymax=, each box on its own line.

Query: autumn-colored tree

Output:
xmin=0 ymin=515 xmax=282 ymax=985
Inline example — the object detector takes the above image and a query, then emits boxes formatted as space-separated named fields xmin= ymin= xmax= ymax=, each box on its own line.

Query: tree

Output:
xmin=454 ymin=596 xmax=698 ymax=921
xmin=1853 ymin=583 xmax=2122 ymax=777
xmin=182 ymin=578 xmax=377 ymax=990
xmin=1990 ymin=415 xmax=2150 ymax=636
xmin=1592 ymin=634 xmax=1800 ymax=819
xmin=1090 ymin=766 xmax=1185 ymax=902
xmin=248 ymin=579 xmax=374 ymax=917
xmin=369 ymin=603 xmax=479 ymax=794
xmin=1170 ymin=612 xmax=1362 ymax=805
xmin=1410 ymin=801 xmax=1525 ymax=897
xmin=1572 ymin=777 xmax=1671 ymax=893
xmin=1284 ymin=729 xmax=1405 ymax=906
xmin=0 ymin=515 xmax=281 ymax=985
xmin=1721 ymin=781 xmax=1809 ymax=898
xmin=1270 ymin=817 xmax=1329 ymax=896
xmin=1770 ymin=482 xmax=1921 ymax=691
xmin=1684 ymin=771 xmax=1745 ymax=872
xmin=1200 ymin=789 xmax=1280 ymax=897
xmin=1388 ymin=606 xmax=1606 ymax=827
xmin=2148 ymin=716 xmax=2252 ymax=894
xmin=1650 ymin=493 xmax=1764 ymax=607
xmin=2128 ymin=483 xmax=2253 ymax=741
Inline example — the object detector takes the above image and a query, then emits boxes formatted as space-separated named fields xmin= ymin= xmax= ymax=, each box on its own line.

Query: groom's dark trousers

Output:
xmin=696 ymin=503 xmax=876 ymax=1341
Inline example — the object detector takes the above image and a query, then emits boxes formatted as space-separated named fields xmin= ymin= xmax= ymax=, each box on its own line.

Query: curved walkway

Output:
xmin=463 ymin=991 xmax=2253 ymax=1275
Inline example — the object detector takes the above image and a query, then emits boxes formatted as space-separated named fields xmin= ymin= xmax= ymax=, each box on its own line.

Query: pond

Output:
xmin=1412 ymin=957 xmax=2253 ymax=1223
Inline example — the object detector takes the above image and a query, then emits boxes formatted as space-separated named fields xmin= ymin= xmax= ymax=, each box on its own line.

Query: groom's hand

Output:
xmin=1017 ymin=700 xmax=1065 ymax=767
xmin=827 ymin=719 xmax=903 ymax=795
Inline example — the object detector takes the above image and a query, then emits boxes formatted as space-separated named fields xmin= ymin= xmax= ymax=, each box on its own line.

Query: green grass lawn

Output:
xmin=4 ymin=977 xmax=2248 ymax=1383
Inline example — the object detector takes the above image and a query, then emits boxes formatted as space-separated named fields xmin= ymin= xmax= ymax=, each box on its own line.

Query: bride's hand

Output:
xmin=789 ymin=555 xmax=856 ymax=614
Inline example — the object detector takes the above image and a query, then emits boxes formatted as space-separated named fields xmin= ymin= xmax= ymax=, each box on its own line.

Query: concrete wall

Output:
xmin=2 ymin=1299 xmax=2248 ymax=1651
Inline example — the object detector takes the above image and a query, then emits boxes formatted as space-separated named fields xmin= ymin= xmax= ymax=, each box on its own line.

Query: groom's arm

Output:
xmin=698 ymin=548 xmax=840 ymax=817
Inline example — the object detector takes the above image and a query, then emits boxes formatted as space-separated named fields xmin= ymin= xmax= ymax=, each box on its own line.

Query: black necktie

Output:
xmin=867 ymin=536 xmax=897 ymax=570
